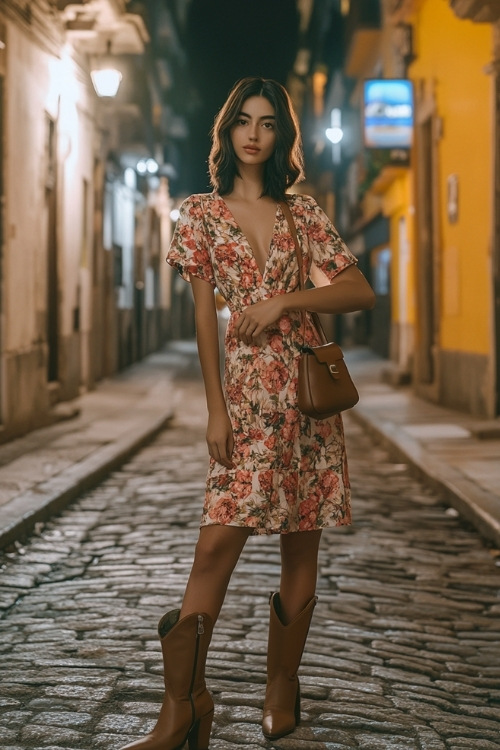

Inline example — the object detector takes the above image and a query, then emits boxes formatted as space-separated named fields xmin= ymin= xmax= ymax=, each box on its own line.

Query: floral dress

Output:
xmin=167 ymin=192 xmax=358 ymax=534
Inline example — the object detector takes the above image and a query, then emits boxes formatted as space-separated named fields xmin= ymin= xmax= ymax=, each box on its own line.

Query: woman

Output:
xmin=121 ymin=77 xmax=375 ymax=750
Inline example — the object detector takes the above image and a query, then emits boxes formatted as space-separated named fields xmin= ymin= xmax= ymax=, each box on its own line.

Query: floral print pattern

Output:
xmin=167 ymin=192 xmax=358 ymax=534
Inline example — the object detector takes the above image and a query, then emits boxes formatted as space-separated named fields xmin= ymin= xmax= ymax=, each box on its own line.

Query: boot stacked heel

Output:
xmin=294 ymin=686 xmax=301 ymax=725
xmin=187 ymin=708 xmax=214 ymax=750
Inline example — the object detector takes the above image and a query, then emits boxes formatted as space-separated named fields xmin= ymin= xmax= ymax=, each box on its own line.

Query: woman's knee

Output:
xmin=281 ymin=529 xmax=322 ymax=563
xmin=192 ymin=536 xmax=224 ymax=572
xmin=192 ymin=526 xmax=249 ymax=576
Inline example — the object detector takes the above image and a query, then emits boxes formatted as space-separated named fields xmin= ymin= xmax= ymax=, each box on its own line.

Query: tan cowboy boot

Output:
xmin=262 ymin=592 xmax=317 ymax=740
xmin=120 ymin=609 xmax=214 ymax=750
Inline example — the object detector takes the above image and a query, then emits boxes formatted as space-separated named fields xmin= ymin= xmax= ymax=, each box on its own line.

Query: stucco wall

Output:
xmin=410 ymin=0 xmax=493 ymax=356
xmin=2 ymin=21 xmax=96 ymax=432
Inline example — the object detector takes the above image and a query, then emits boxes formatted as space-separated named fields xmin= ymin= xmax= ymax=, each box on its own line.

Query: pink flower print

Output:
xmin=309 ymin=225 xmax=329 ymax=245
xmin=316 ymin=421 xmax=333 ymax=439
xmin=259 ymin=470 xmax=274 ymax=495
xmin=298 ymin=495 xmax=319 ymax=530
xmin=261 ymin=360 xmax=289 ymax=395
xmin=281 ymin=421 xmax=298 ymax=442
xmin=282 ymin=475 xmax=298 ymax=506
xmin=245 ymin=515 xmax=261 ymax=528
xmin=279 ymin=316 xmax=292 ymax=335
xmin=211 ymin=200 xmax=228 ymax=219
xmin=209 ymin=496 xmax=238 ymax=524
xmin=293 ymin=201 xmax=306 ymax=218
xmin=248 ymin=426 xmax=266 ymax=442
xmin=264 ymin=434 xmax=277 ymax=451
xmin=231 ymin=470 xmax=252 ymax=498
xmin=225 ymin=383 xmax=243 ymax=405
xmin=319 ymin=470 xmax=340 ymax=497
xmin=187 ymin=201 xmax=204 ymax=220
xmin=269 ymin=334 xmax=284 ymax=354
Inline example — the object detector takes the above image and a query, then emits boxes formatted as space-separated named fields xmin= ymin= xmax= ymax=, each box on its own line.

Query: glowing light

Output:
xmin=90 ymin=68 xmax=122 ymax=98
xmin=326 ymin=108 xmax=343 ymax=163
xmin=326 ymin=127 xmax=343 ymax=144
xmin=124 ymin=168 xmax=136 ymax=189
xmin=340 ymin=0 xmax=350 ymax=16
xmin=170 ymin=209 xmax=180 ymax=222
xmin=136 ymin=158 xmax=159 ymax=175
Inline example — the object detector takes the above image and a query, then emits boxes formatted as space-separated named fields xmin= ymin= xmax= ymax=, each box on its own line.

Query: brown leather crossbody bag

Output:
xmin=279 ymin=200 xmax=359 ymax=419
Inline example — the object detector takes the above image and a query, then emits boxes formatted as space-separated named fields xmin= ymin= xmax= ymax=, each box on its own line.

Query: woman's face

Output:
xmin=230 ymin=96 xmax=276 ymax=166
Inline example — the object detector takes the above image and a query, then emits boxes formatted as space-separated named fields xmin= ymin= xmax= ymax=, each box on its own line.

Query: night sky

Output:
xmin=184 ymin=0 xmax=300 ymax=191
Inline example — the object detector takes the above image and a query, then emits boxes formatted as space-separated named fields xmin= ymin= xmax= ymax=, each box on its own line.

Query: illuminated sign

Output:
xmin=363 ymin=79 xmax=414 ymax=149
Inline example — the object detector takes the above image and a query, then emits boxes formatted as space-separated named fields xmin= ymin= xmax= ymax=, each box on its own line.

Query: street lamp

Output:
xmin=90 ymin=41 xmax=122 ymax=98
xmin=136 ymin=158 xmax=159 ymax=175
xmin=325 ymin=108 xmax=343 ymax=164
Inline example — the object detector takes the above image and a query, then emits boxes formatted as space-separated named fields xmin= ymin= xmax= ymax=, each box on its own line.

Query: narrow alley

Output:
xmin=0 ymin=368 xmax=499 ymax=750
xmin=1 ymin=2 xmax=500 ymax=747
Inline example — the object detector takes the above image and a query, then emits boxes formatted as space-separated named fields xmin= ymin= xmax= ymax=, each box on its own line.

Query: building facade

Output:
xmin=0 ymin=0 xmax=174 ymax=439
xmin=334 ymin=0 xmax=499 ymax=417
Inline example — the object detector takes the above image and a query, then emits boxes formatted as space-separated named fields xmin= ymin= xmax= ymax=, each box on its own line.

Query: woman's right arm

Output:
xmin=190 ymin=274 xmax=234 ymax=469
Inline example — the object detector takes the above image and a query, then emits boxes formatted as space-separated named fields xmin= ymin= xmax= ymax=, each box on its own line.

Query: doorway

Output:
xmin=0 ymin=57 xmax=4 ymax=422
xmin=415 ymin=115 xmax=438 ymax=386
xmin=494 ymin=75 xmax=500 ymax=415
xmin=371 ymin=246 xmax=391 ymax=358
xmin=45 ymin=115 xmax=59 ymax=383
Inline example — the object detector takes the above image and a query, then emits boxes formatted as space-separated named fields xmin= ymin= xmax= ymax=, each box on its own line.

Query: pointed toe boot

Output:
xmin=120 ymin=609 xmax=214 ymax=750
xmin=262 ymin=592 xmax=317 ymax=740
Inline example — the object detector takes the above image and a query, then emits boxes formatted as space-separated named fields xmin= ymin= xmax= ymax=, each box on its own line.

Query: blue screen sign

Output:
xmin=364 ymin=79 xmax=414 ymax=149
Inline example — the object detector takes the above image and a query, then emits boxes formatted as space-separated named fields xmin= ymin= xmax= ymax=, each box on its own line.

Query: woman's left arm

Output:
xmin=283 ymin=265 xmax=375 ymax=315
xmin=234 ymin=265 xmax=375 ymax=345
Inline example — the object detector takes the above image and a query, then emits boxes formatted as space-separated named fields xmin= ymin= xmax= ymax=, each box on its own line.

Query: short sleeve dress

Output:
xmin=167 ymin=192 xmax=358 ymax=535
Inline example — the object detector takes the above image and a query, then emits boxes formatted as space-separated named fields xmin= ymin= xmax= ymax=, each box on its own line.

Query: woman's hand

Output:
xmin=234 ymin=296 xmax=285 ymax=345
xmin=206 ymin=407 xmax=235 ymax=469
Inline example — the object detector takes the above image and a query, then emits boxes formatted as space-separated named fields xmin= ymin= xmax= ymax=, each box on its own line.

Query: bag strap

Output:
xmin=280 ymin=200 xmax=304 ymax=291
xmin=279 ymin=199 xmax=328 ymax=346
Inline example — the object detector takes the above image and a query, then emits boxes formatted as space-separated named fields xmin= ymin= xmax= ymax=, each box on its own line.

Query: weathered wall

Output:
xmin=2 ymin=19 xmax=96 ymax=433
xmin=409 ymin=0 xmax=494 ymax=414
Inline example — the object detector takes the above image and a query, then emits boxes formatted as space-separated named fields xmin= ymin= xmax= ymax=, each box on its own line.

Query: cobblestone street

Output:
xmin=1 ymin=374 xmax=500 ymax=750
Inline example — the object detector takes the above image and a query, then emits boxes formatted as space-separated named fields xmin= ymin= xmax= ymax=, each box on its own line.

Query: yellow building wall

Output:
xmin=410 ymin=0 xmax=492 ymax=354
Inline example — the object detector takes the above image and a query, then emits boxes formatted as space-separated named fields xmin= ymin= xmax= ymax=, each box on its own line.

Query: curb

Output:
xmin=349 ymin=406 xmax=500 ymax=548
xmin=0 ymin=405 xmax=174 ymax=551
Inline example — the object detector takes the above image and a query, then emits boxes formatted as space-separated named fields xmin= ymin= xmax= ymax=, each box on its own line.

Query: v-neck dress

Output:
xmin=167 ymin=192 xmax=358 ymax=534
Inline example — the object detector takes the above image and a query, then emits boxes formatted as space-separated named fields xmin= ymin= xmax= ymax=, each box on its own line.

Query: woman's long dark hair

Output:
xmin=209 ymin=77 xmax=304 ymax=201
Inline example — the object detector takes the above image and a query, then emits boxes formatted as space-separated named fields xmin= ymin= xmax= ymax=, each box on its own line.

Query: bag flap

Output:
xmin=302 ymin=342 xmax=344 ymax=365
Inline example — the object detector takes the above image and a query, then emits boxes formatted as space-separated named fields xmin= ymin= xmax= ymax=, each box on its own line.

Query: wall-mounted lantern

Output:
xmin=90 ymin=41 xmax=122 ymax=98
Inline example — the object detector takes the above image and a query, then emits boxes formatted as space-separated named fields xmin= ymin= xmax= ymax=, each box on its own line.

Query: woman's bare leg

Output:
xmin=180 ymin=525 xmax=253 ymax=622
xmin=279 ymin=530 xmax=322 ymax=623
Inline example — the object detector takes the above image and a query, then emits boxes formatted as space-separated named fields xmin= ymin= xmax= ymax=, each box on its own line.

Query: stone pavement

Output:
xmin=0 ymin=364 xmax=500 ymax=749
xmin=0 ymin=342 xmax=499 ymax=556
xmin=345 ymin=349 xmax=500 ymax=549
xmin=0 ymin=347 xmax=180 ymax=551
